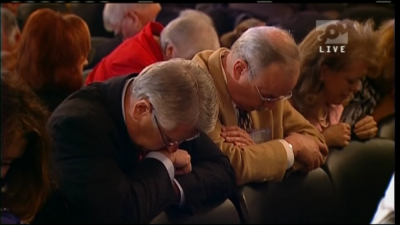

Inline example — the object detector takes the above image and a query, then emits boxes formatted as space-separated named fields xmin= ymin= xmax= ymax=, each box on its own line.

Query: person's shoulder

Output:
xmin=48 ymin=86 xmax=108 ymax=129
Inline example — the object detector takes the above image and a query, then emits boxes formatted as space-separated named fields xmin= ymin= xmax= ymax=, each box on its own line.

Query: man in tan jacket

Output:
xmin=192 ymin=26 xmax=329 ymax=186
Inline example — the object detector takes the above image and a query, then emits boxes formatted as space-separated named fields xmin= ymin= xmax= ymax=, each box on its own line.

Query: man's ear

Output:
xmin=126 ymin=11 xmax=140 ymax=26
xmin=131 ymin=99 xmax=152 ymax=121
xmin=232 ymin=59 xmax=248 ymax=81
xmin=164 ymin=43 xmax=174 ymax=60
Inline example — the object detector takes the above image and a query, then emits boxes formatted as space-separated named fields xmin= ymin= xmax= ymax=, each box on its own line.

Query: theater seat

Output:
xmin=377 ymin=114 xmax=394 ymax=141
xmin=324 ymin=139 xmax=395 ymax=223
xmin=150 ymin=199 xmax=241 ymax=224
xmin=82 ymin=69 xmax=93 ymax=83
xmin=235 ymin=168 xmax=338 ymax=224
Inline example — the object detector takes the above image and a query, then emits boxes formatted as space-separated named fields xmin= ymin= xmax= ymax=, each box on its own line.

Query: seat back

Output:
xmin=325 ymin=139 xmax=395 ymax=223
xmin=377 ymin=114 xmax=394 ymax=140
xmin=236 ymin=168 xmax=338 ymax=224
xmin=82 ymin=69 xmax=93 ymax=83
xmin=17 ymin=3 xmax=69 ymax=29
xmin=150 ymin=199 xmax=241 ymax=224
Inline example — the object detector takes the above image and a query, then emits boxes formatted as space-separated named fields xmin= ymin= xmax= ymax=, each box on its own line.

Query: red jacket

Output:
xmin=85 ymin=22 xmax=164 ymax=85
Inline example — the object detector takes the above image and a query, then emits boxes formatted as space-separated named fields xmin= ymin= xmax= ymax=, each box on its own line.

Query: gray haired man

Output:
xmin=38 ymin=59 xmax=236 ymax=223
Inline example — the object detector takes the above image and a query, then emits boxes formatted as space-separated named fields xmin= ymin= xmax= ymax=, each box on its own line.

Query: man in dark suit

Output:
xmin=41 ymin=59 xmax=236 ymax=223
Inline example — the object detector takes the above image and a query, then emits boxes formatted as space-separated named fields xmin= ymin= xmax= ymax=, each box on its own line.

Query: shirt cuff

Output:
xmin=145 ymin=152 xmax=175 ymax=180
xmin=173 ymin=178 xmax=185 ymax=207
xmin=278 ymin=139 xmax=295 ymax=169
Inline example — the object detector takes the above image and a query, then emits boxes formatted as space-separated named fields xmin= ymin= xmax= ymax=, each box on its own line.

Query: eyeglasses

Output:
xmin=254 ymin=82 xmax=292 ymax=102
xmin=153 ymin=114 xmax=200 ymax=149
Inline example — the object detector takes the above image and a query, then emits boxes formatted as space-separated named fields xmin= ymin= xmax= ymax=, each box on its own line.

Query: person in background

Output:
xmin=369 ymin=19 xmax=394 ymax=124
xmin=86 ymin=9 xmax=219 ymax=85
xmin=1 ymin=3 xmax=22 ymax=16
xmin=39 ymin=59 xmax=236 ymax=223
xmin=1 ymin=70 xmax=52 ymax=224
xmin=371 ymin=174 xmax=394 ymax=224
xmin=1 ymin=7 xmax=20 ymax=71
xmin=291 ymin=19 xmax=379 ymax=148
xmin=16 ymin=9 xmax=91 ymax=112
xmin=86 ymin=3 xmax=161 ymax=69
xmin=220 ymin=17 xmax=265 ymax=48
xmin=192 ymin=26 xmax=328 ymax=186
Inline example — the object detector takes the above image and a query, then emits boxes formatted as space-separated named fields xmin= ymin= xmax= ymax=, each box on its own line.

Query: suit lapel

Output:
xmin=207 ymin=49 xmax=238 ymax=126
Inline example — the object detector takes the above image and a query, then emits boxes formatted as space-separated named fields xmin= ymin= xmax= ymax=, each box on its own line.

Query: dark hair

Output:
xmin=1 ymin=70 xmax=53 ymax=223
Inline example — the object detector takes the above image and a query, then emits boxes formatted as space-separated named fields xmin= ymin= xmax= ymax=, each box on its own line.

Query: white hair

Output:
xmin=160 ymin=9 xmax=220 ymax=59
xmin=231 ymin=26 xmax=300 ymax=79
xmin=130 ymin=59 xmax=218 ymax=132
xmin=1 ymin=7 xmax=20 ymax=48
xmin=103 ymin=3 xmax=151 ymax=33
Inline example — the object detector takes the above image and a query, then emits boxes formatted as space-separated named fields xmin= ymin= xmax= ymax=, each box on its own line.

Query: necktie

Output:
xmin=236 ymin=107 xmax=253 ymax=132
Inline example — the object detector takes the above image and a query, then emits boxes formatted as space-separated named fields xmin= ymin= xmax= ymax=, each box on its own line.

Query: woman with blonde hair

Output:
xmin=291 ymin=19 xmax=380 ymax=148
xmin=16 ymin=8 xmax=91 ymax=112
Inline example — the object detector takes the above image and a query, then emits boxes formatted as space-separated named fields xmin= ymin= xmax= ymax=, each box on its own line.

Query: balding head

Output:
xmin=103 ymin=3 xmax=161 ymax=39
xmin=231 ymin=26 xmax=300 ymax=79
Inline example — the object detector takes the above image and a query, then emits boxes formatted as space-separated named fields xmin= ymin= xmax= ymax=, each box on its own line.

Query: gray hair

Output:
xmin=103 ymin=3 xmax=146 ymax=33
xmin=130 ymin=58 xmax=218 ymax=133
xmin=160 ymin=9 xmax=220 ymax=59
xmin=1 ymin=7 xmax=19 ymax=48
xmin=231 ymin=26 xmax=300 ymax=79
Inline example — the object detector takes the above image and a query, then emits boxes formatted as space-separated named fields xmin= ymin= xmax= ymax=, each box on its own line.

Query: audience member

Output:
xmin=86 ymin=9 xmax=219 ymax=84
xmin=103 ymin=3 xmax=161 ymax=40
xmin=370 ymin=19 xmax=395 ymax=123
xmin=1 ymin=71 xmax=52 ymax=224
xmin=1 ymin=7 xmax=20 ymax=71
xmin=16 ymin=9 xmax=91 ymax=112
xmin=192 ymin=26 xmax=328 ymax=186
xmin=85 ymin=3 xmax=162 ymax=69
xmin=291 ymin=19 xmax=379 ymax=148
xmin=220 ymin=18 xmax=265 ymax=48
xmin=41 ymin=59 xmax=236 ymax=223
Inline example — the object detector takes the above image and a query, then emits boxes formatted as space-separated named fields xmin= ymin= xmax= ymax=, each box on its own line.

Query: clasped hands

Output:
xmin=221 ymin=125 xmax=328 ymax=171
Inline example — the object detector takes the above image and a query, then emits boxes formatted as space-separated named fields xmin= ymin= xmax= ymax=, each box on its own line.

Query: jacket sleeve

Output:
xmin=281 ymin=99 xmax=328 ymax=169
xmin=175 ymin=132 xmax=237 ymax=213
xmin=207 ymin=118 xmax=288 ymax=186
xmin=49 ymin=116 xmax=178 ymax=224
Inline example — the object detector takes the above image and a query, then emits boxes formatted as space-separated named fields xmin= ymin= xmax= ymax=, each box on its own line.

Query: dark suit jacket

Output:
xmin=43 ymin=74 xmax=236 ymax=223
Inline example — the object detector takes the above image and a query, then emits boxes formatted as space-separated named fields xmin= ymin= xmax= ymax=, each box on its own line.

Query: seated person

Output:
xmin=220 ymin=18 xmax=265 ymax=48
xmin=1 ymin=71 xmax=52 ymax=224
xmin=85 ymin=3 xmax=161 ymax=69
xmin=291 ymin=19 xmax=380 ymax=148
xmin=1 ymin=7 xmax=20 ymax=72
xmin=40 ymin=59 xmax=236 ymax=223
xmin=369 ymin=19 xmax=394 ymax=123
xmin=192 ymin=26 xmax=328 ymax=186
xmin=86 ymin=9 xmax=219 ymax=85
xmin=16 ymin=9 xmax=91 ymax=112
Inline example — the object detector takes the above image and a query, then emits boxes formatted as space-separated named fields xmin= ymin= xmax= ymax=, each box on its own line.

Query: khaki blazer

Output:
xmin=193 ymin=48 xmax=327 ymax=186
